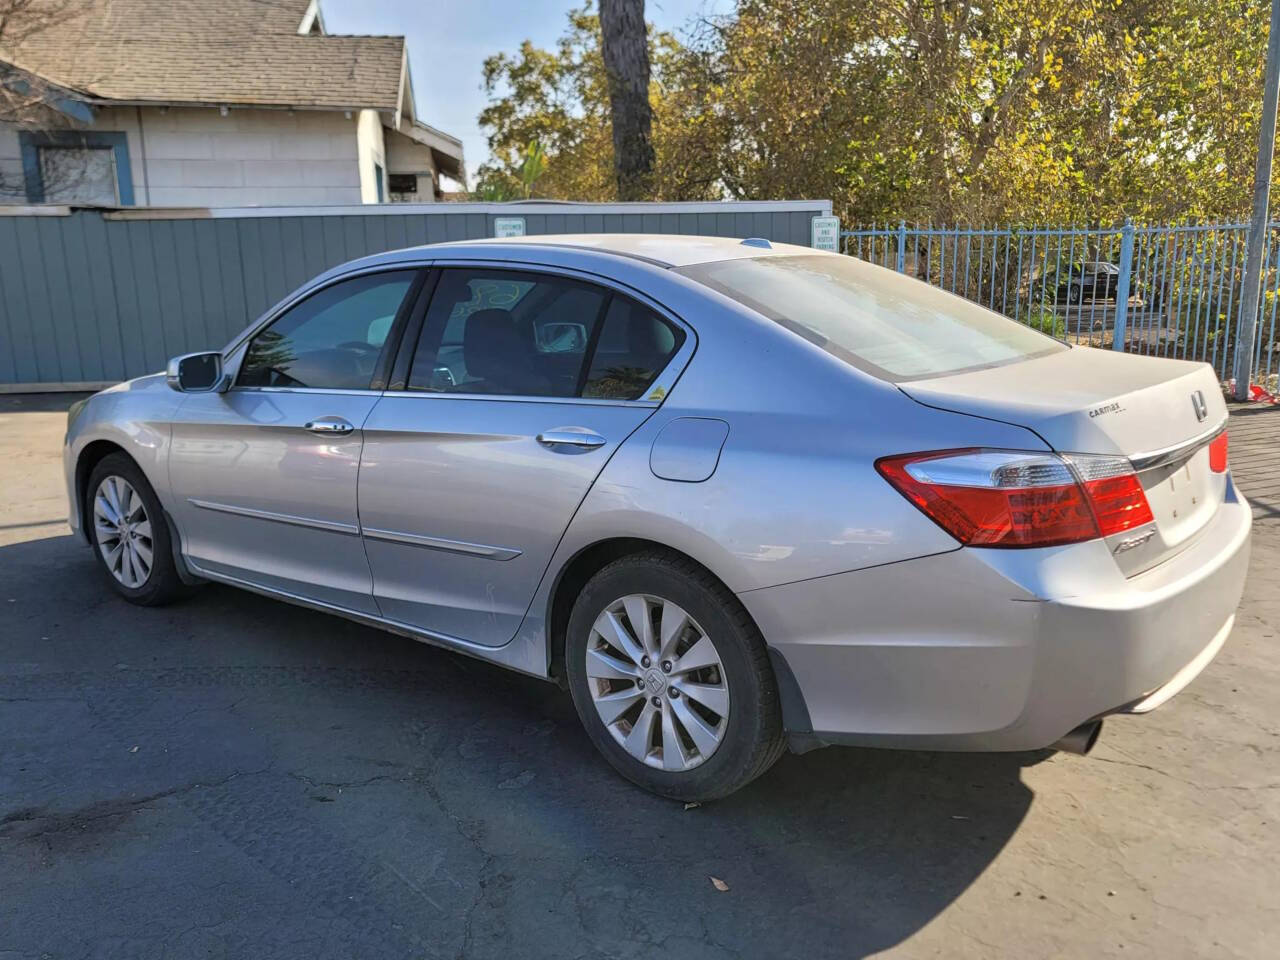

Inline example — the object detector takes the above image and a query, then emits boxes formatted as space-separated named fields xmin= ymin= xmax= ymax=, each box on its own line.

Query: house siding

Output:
xmin=355 ymin=108 xmax=386 ymax=205
xmin=1 ymin=106 xmax=366 ymax=206
xmin=384 ymin=130 xmax=438 ymax=202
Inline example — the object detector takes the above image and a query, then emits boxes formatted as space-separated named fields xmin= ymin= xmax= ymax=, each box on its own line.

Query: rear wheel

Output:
xmin=86 ymin=453 xmax=188 ymax=606
xmin=565 ymin=551 xmax=785 ymax=801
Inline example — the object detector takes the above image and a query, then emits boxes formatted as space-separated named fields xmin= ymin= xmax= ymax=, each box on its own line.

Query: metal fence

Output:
xmin=0 ymin=200 xmax=832 ymax=391
xmin=843 ymin=222 xmax=1280 ymax=388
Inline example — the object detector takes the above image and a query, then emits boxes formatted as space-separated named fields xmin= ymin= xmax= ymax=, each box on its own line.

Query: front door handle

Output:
xmin=304 ymin=417 xmax=354 ymax=436
xmin=536 ymin=429 xmax=607 ymax=449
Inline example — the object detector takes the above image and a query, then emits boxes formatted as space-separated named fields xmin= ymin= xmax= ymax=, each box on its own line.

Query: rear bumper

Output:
xmin=741 ymin=476 xmax=1252 ymax=752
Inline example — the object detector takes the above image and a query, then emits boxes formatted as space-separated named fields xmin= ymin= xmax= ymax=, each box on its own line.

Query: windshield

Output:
xmin=677 ymin=254 xmax=1066 ymax=381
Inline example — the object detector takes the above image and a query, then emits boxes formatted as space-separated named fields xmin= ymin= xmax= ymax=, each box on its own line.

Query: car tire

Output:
xmin=86 ymin=453 xmax=189 ymax=607
xmin=1069 ymin=283 xmax=1083 ymax=304
xmin=565 ymin=550 xmax=786 ymax=801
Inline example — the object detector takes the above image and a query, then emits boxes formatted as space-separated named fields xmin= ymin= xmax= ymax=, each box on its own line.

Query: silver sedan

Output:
xmin=63 ymin=235 xmax=1251 ymax=800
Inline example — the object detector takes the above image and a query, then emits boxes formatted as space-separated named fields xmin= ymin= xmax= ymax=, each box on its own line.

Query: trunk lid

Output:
xmin=900 ymin=347 xmax=1229 ymax=574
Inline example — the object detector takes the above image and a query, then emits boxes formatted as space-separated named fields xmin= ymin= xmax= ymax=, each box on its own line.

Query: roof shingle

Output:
xmin=1 ymin=0 xmax=406 ymax=110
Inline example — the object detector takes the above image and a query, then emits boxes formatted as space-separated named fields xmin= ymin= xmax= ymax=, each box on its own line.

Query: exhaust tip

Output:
xmin=1051 ymin=719 xmax=1103 ymax=755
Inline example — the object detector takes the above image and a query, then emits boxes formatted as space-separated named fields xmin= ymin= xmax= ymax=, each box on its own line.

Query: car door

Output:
xmin=358 ymin=265 xmax=690 ymax=647
xmin=168 ymin=268 xmax=424 ymax=614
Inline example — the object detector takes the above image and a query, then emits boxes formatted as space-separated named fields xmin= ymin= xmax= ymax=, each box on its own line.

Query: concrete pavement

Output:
xmin=1 ymin=394 xmax=1277 ymax=959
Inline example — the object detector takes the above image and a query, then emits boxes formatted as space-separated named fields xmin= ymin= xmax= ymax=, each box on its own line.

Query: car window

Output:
xmin=408 ymin=269 xmax=610 ymax=396
xmin=678 ymin=254 xmax=1065 ymax=381
xmin=238 ymin=271 xmax=416 ymax=390
xmin=582 ymin=298 xmax=685 ymax=399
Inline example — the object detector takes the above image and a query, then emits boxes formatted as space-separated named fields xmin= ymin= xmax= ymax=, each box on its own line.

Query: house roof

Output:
xmin=0 ymin=0 xmax=406 ymax=111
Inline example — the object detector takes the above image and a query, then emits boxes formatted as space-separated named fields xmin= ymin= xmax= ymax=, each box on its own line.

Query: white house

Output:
xmin=0 ymin=0 xmax=464 ymax=207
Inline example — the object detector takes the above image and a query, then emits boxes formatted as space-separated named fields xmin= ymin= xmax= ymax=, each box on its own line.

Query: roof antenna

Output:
xmin=740 ymin=237 xmax=772 ymax=249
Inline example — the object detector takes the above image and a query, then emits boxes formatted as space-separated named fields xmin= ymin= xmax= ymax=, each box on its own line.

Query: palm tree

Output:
xmin=599 ymin=0 xmax=654 ymax=200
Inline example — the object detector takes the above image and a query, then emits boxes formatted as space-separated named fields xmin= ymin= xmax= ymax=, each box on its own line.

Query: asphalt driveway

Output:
xmin=2 ymin=394 xmax=1278 ymax=959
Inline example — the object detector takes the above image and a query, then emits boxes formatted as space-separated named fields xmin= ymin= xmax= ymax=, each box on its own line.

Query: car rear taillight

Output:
xmin=876 ymin=449 xmax=1154 ymax=548
xmin=1208 ymin=432 xmax=1228 ymax=473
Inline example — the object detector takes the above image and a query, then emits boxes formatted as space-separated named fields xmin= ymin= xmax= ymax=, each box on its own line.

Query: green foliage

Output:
xmin=520 ymin=140 xmax=549 ymax=198
xmin=1023 ymin=305 xmax=1066 ymax=339
xmin=477 ymin=0 xmax=1274 ymax=223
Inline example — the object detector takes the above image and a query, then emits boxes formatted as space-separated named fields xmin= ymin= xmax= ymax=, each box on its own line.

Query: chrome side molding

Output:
xmin=360 ymin=526 xmax=522 ymax=561
xmin=187 ymin=498 xmax=361 ymax=535
xmin=186 ymin=499 xmax=522 ymax=560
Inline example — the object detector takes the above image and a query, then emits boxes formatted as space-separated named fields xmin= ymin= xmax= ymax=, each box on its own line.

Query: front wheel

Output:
xmin=565 ymin=551 xmax=786 ymax=801
xmin=86 ymin=453 xmax=189 ymax=606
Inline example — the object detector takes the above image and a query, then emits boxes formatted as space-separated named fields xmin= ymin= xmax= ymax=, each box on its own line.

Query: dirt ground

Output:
xmin=1 ymin=393 xmax=1277 ymax=959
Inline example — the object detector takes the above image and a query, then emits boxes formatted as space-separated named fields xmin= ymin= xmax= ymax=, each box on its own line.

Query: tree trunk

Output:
xmin=599 ymin=0 xmax=655 ymax=200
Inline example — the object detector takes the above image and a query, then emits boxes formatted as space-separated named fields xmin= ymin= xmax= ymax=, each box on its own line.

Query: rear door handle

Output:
xmin=304 ymin=417 xmax=354 ymax=436
xmin=536 ymin=429 xmax=607 ymax=449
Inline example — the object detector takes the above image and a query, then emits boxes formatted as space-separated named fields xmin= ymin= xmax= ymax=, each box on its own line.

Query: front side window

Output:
xmin=238 ymin=270 xmax=416 ymax=390
xmin=678 ymin=254 xmax=1065 ymax=381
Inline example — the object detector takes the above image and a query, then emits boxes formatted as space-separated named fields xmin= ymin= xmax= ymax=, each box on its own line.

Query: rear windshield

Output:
xmin=677 ymin=254 xmax=1066 ymax=381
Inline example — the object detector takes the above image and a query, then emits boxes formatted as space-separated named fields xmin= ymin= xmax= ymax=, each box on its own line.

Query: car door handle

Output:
xmin=536 ymin=429 xmax=607 ymax=449
xmin=304 ymin=417 xmax=354 ymax=436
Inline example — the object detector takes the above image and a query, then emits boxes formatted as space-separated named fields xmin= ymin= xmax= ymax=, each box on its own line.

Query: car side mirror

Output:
xmin=166 ymin=352 xmax=227 ymax=393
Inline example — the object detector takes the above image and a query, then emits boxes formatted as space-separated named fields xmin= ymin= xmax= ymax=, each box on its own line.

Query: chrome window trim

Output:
xmin=361 ymin=526 xmax=522 ymax=561
xmin=1129 ymin=418 xmax=1229 ymax=472
xmin=384 ymin=392 xmax=660 ymax=408
xmin=225 ymin=385 xmax=386 ymax=398
xmin=188 ymin=498 xmax=361 ymax=535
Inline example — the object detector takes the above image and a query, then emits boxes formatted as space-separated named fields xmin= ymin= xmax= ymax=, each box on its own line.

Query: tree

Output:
xmin=0 ymin=0 xmax=85 ymax=127
xmin=475 ymin=5 xmax=714 ymax=203
xmin=519 ymin=139 xmax=549 ymax=198
xmin=599 ymin=0 xmax=655 ymax=199
xmin=1 ymin=0 xmax=92 ymax=199
xmin=475 ymin=7 xmax=615 ymax=201
xmin=477 ymin=0 xmax=1276 ymax=225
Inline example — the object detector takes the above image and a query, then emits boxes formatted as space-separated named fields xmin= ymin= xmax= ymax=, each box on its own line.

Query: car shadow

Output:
xmin=1 ymin=533 xmax=1036 ymax=959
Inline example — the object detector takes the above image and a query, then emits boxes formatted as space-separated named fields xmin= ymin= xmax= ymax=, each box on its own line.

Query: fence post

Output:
xmin=1112 ymin=220 xmax=1135 ymax=351
xmin=896 ymin=221 xmax=907 ymax=273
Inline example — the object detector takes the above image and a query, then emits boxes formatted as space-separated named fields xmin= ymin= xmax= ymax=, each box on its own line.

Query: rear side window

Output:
xmin=677 ymin=254 xmax=1065 ymax=381
xmin=407 ymin=269 xmax=684 ymax=400
xmin=408 ymin=269 xmax=609 ymax=396
xmin=583 ymin=298 xmax=684 ymax=399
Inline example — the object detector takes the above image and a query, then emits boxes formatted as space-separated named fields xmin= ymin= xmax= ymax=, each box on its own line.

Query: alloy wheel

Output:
xmin=584 ymin=594 xmax=730 ymax=771
xmin=93 ymin=475 xmax=154 ymax=589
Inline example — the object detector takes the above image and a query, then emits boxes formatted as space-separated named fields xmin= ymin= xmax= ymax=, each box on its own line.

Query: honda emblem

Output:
xmin=1191 ymin=389 xmax=1208 ymax=422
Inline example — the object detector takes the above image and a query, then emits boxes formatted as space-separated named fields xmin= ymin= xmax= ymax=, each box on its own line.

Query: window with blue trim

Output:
xmin=19 ymin=131 xmax=134 ymax=206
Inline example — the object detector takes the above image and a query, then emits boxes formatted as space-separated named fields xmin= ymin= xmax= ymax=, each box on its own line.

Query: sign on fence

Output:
xmin=811 ymin=216 xmax=841 ymax=251
xmin=493 ymin=217 xmax=527 ymax=238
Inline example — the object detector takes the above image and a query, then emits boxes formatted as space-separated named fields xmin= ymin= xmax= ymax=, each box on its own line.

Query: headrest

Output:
xmin=462 ymin=309 xmax=534 ymax=384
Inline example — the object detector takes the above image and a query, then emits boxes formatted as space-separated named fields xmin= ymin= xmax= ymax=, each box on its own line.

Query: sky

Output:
xmin=323 ymin=0 xmax=732 ymax=187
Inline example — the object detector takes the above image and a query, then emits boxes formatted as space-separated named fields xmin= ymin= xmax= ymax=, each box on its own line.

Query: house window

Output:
xmin=19 ymin=131 xmax=134 ymax=206
xmin=374 ymin=162 xmax=385 ymax=203
xmin=38 ymin=147 xmax=119 ymax=204
xmin=388 ymin=173 xmax=418 ymax=196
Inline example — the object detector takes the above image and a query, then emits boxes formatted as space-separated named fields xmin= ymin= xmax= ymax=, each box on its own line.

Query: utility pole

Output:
xmin=1234 ymin=0 xmax=1280 ymax=400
